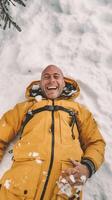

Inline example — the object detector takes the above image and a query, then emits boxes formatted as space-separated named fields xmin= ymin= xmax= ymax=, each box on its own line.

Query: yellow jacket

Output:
xmin=0 ymin=77 xmax=105 ymax=200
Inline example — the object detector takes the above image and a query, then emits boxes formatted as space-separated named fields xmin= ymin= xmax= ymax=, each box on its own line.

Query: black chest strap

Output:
xmin=19 ymin=105 xmax=79 ymax=139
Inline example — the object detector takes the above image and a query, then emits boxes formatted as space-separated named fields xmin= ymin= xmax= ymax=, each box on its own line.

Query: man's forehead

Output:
xmin=42 ymin=65 xmax=63 ymax=76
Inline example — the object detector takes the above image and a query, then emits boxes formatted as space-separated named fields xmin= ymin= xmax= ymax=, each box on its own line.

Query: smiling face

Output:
xmin=40 ymin=65 xmax=65 ymax=99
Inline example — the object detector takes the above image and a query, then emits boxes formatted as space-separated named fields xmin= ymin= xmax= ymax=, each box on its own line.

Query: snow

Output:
xmin=28 ymin=152 xmax=39 ymax=157
xmin=57 ymin=179 xmax=73 ymax=197
xmin=4 ymin=179 xmax=11 ymax=190
xmin=69 ymin=175 xmax=76 ymax=183
xmin=0 ymin=0 xmax=112 ymax=199
xmin=35 ymin=95 xmax=43 ymax=101
xmin=35 ymin=159 xmax=43 ymax=164
xmin=42 ymin=171 xmax=48 ymax=176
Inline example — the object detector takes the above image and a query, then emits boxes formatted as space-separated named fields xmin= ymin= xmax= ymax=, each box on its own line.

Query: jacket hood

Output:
xmin=25 ymin=77 xmax=80 ymax=101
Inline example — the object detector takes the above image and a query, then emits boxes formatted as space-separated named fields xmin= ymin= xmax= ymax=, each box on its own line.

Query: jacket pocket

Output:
xmin=0 ymin=158 xmax=44 ymax=199
xmin=60 ymin=139 xmax=83 ymax=162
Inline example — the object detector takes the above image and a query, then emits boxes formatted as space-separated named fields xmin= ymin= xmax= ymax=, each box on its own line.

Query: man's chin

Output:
xmin=43 ymin=90 xmax=62 ymax=99
xmin=46 ymin=95 xmax=58 ymax=100
xmin=46 ymin=93 xmax=59 ymax=100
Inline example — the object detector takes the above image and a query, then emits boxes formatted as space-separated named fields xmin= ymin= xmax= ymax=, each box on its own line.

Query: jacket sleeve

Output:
xmin=0 ymin=101 xmax=33 ymax=161
xmin=77 ymin=104 xmax=106 ymax=173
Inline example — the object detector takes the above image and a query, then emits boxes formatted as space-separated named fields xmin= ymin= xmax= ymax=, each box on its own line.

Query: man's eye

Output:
xmin=44 ymin=76 xmax=50 ymax=79
xmin=54 ymin=75 xmax=59 ymax=79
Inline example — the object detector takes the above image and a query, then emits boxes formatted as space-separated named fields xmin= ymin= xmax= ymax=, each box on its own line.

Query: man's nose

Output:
xmin=49 ymin=76 xmax=55 ymax=83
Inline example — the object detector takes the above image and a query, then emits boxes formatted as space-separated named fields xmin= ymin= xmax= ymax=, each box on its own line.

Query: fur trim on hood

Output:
xmin=25 ymin=77 xmax=80 ymax=101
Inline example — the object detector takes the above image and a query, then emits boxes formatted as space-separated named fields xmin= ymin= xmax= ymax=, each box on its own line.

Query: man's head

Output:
xmin=40 ymin=65 xmax=65 ymax=99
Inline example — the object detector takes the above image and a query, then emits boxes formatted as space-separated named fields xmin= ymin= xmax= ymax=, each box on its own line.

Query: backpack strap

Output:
xmin=18 ymin=105 xmax=80 ymax=140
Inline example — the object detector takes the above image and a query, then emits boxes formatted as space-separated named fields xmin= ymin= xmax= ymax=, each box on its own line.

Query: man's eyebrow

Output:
xmin=43 ymin=73 xmax=61 ymax=76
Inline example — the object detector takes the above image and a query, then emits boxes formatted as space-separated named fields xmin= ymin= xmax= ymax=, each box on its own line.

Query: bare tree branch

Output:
xmin=0 ymin=0 xmax=27 ymax=31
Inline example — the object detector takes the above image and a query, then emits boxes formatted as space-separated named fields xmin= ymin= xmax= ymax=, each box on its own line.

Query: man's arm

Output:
xmin=78 ymin=104 xmax=106 ymax=176
xmin=0 ymin=101 xmax=33 ymax=161
xmin=60 ymin=105 xmax=106 ymax=186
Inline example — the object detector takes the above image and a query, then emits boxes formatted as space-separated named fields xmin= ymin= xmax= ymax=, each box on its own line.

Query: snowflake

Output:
xmin=4 ymin=179 xmax=11 ymax=189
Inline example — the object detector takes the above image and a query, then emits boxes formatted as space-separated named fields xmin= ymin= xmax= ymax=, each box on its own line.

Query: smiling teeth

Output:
xmin=47 ymin=86 xmax=57 ymax=89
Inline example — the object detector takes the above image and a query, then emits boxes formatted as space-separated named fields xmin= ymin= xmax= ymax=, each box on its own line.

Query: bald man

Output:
xmin=0 ymin=65 xmax=105 ymax=200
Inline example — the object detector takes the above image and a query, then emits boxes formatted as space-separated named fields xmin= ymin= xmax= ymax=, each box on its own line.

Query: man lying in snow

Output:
xmin=0 ymin=65 xmax=105 ymax=200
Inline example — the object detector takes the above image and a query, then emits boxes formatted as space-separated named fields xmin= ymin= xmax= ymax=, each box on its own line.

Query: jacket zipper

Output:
xmin=40 ymin=100 xmax=55 ymax=200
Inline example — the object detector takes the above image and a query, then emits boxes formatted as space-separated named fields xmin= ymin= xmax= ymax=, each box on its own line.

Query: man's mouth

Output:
xmin=47 ymin=86 xmax=57 ymax=90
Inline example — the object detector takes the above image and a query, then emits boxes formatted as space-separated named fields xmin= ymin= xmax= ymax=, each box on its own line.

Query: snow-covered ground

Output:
xmin=0 ymin=0 xmax=112 ymax=199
